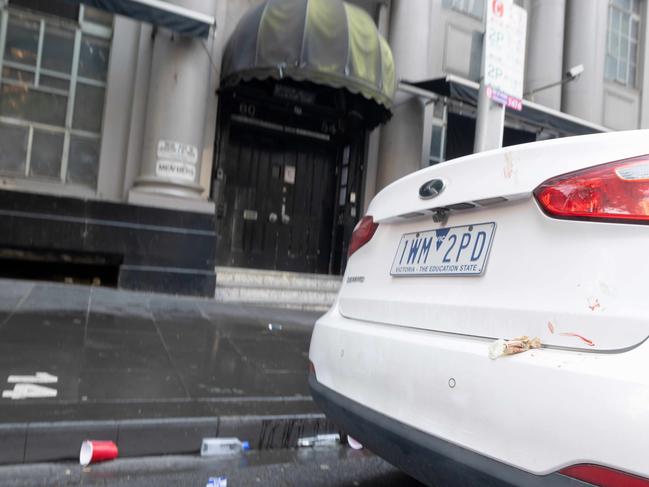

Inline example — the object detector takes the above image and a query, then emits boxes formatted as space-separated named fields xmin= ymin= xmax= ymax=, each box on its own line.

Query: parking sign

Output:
xmin=484 ymin=0 xmax=527 ymax=111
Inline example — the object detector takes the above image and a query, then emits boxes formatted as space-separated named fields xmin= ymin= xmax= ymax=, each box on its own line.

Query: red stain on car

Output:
xmin=588 ymin=299 xmax=601 ymax=311
xmin=547 ymin=322 xmax=555 ymax=334
xmin=560 ymin=332 xmax=595 ymax=347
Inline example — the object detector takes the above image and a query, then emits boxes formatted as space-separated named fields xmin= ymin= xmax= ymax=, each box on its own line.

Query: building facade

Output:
xmin=0 ymin=0 xmax=646 ymax=295
xmin=376 ymin=0 xmax=649 ymax=195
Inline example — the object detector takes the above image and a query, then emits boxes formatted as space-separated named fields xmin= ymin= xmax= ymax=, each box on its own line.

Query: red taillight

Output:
xmin=560 ymin=464 xmax=649 ymax=487
xmin=534 ymin=155 xmax=649 ymax=223
xmin=348 ymin=215 xmax=379 ymax=258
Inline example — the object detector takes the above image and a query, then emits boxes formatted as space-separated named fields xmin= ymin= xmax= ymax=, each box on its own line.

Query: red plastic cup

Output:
xmin=79 ymin=440 xmax=119 ymax=466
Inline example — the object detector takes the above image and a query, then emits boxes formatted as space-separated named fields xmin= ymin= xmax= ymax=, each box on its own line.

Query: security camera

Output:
xmin=567 ymin=64 xmax=584 ymax=79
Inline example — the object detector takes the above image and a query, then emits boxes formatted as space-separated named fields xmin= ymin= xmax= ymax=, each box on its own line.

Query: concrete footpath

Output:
xmin=0 ymin=279 xmax=337 ymax=464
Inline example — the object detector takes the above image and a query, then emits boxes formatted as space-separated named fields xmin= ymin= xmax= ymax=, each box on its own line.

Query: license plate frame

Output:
xmin=390 ymin=222 xmax=496 ymax=277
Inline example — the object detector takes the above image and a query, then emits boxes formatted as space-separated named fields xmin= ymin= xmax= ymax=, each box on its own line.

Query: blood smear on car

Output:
xmin=587 ymin=298 xmax=601 ymax=311
xmin=559 ymin=332 xmax=595 ymax=347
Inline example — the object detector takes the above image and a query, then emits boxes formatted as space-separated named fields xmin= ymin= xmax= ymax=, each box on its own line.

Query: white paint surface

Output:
xmin=284 ymin=165 xmax=296 ymax=185
xmin=156 ymin=139 xmax=198 ymax=164
xmin=7 ymin=372 xmax=58 ymax=384
xmin=155 ymin=160 xmax=196 ymax=181
xmin=2 ymin=383 xmax=58 ymax=399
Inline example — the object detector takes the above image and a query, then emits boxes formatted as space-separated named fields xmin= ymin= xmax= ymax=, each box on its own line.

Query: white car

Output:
xmin=308 ymin=130 xmax=649 ymax=486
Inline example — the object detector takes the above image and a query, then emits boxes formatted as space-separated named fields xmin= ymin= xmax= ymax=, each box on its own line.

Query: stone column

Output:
xmin=363 ymin=1 xmax=390 ymax=211
xmin=130 ymin=0 xmax=216 ymax=201
xmin=524 ymin=0 xmax=565 ymax=109
xmin=376 ymin=0 xmax=430 ymax=191
xmin=562 ymin=0 xmax=608 ymax=124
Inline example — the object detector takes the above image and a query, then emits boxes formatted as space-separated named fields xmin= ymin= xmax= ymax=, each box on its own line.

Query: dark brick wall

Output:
xmin=0 ymin=190 xmax=216 ymax=296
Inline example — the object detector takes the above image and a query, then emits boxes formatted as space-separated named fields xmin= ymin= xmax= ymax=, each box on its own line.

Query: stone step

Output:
xmin=215 ymin=266 xmax=342 ymax=292
xmin=242 ymin=302 xmax=330 ymax=312
xmin=215 ymin=286 xmax=338 ymax=305
xmin=214 ymin=267 xmax=341 ymax=311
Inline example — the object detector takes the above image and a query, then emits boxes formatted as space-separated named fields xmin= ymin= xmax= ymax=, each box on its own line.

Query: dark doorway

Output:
xmin=213 ymin=80 xmax=372 ymax=275
xmin=215 ymin=125 xmax=337 ymax=273
xmin=503 ymin=125 xmax=537 ymax=146
xmin=445 ymin=112 xmax=537 ymax=161
xmin=446 ymin=113 xmax=476 ymax=161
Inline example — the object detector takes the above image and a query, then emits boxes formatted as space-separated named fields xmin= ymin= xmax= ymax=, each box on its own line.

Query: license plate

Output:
xmin=390 ymin=223 xmax=496 ymax=277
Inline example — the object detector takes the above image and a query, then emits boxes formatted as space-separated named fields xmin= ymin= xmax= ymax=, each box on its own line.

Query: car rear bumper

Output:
xmin=309 ymin=373 xmax=586 ymax=487
xmin=309 ymin=304 xmax=649 ymax=484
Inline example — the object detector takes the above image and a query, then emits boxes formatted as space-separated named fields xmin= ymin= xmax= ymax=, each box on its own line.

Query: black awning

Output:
xmin=220 ymin=0 xmax=396 ymax=124
xmin=65 ymin=0 xmax=215 ymax=37
xmin=405 ymin=76 xmax=609 ymax=137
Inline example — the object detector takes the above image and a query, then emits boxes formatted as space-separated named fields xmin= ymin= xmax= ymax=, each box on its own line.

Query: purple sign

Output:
xmin=486 ymin=85 xmax=523 ymax=111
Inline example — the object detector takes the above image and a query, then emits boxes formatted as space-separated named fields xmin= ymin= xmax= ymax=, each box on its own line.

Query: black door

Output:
xmin=216 ymin=127 xmax=336 ymax=273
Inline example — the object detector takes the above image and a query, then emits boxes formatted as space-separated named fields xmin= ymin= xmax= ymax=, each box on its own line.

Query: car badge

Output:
xmin=419 ymin=179 xmax=445 ymax=199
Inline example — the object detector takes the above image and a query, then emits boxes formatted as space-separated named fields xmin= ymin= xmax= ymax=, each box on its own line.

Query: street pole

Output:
xmin=473 ymin=20 xmax=505 ymax=153
xmin=473 ymin=78 xmax=505 ymax=152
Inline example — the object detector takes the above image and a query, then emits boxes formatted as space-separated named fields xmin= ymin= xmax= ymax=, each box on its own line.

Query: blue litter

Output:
xmin=206 ymin=476 xmax=227 ymax=487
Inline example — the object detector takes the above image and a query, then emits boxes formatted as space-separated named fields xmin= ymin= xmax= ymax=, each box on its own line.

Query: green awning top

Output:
xmin=221 ymin=0 xmax=396 ymax=112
